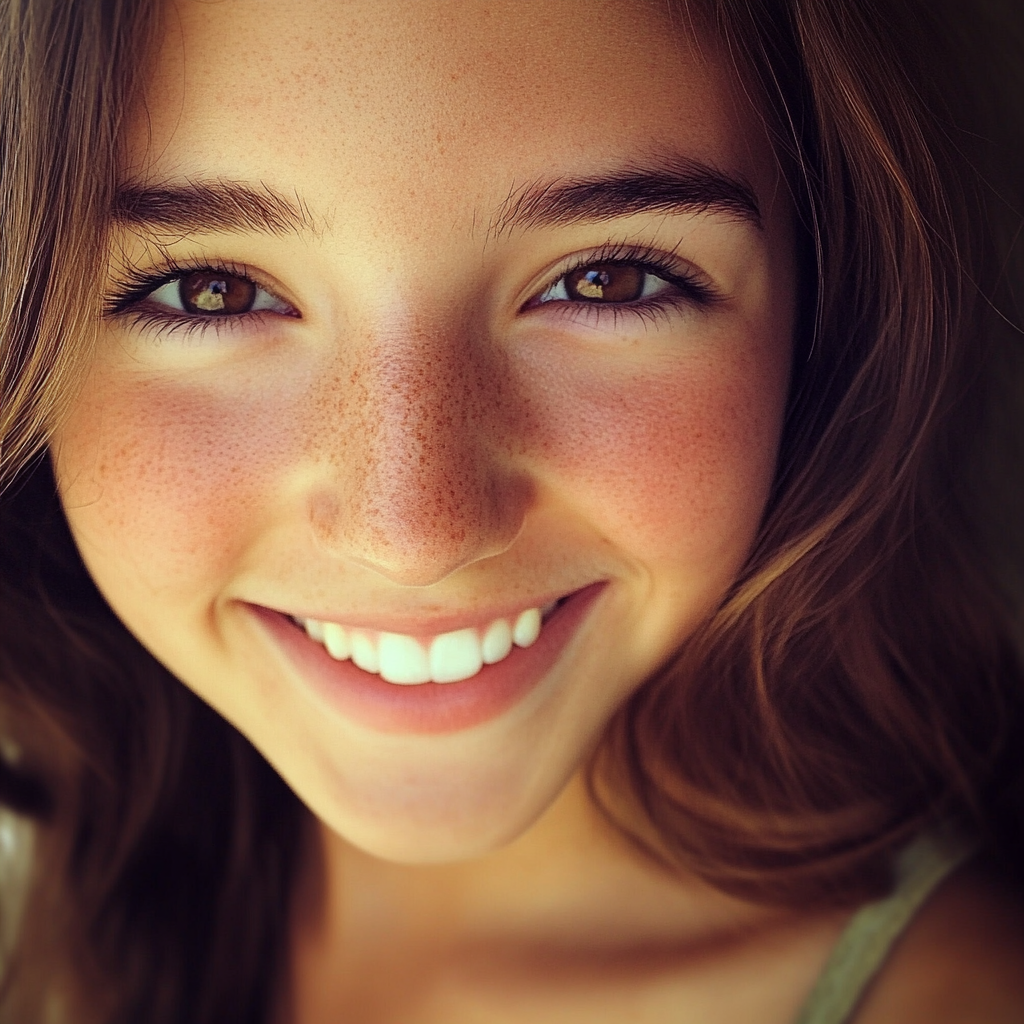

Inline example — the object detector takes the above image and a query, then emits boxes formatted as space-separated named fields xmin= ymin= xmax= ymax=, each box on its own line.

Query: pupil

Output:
xmin=567 ymin=264 xmax=643 ymax=302
xmin=180 ymin=272 xmax=256 ymax=315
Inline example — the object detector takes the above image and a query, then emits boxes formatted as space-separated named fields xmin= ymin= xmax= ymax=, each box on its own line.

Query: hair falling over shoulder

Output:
xmin=1 ymin=0 xmax=1023 ymax=1021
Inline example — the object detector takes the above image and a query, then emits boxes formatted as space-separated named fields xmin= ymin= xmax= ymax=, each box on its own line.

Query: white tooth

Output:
xmin=350 ymin=631 xmax=380 ymax=674
xmin=378 ymin=632 xmax=431 ymax=685
xmin=321 ymin=621 xmax=349 ymax=660
xmin=429 ymin=628 xmax=483 ymax=683
xmin=305 ymin=618 xmax=326 ymax=643
xmin=481 ymin=618 xmax=513 ymax=665
xmin=512 ymin=607 xmax=541 ymax=648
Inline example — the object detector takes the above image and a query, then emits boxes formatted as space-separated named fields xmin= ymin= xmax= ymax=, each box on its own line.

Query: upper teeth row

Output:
xmin=295 ymin=603 xmax=555 ymax=685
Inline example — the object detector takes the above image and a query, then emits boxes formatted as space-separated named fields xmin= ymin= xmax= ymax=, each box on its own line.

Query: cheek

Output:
xmin=54 ymin=326 xmax=788 ymax=607
xmin=514 ymin=340 xmax=787 ymax=568
xmin=54 ymin=372 xmax=300 ymax=598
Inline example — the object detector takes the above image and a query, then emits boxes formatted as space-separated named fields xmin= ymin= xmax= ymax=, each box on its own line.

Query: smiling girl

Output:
xmin=1 ymin=0 xmax=1024 ymax=1021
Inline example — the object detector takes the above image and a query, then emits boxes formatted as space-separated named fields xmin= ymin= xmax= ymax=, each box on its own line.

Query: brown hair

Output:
xmin=594 ymin=0 xmax=1024 ymax=902
xmin=1 ymin=0 xmax=1022 ymax=1020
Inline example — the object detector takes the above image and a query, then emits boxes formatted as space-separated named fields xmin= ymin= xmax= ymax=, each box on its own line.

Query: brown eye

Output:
xmin=179 ymin=271 xmax=257 ymax=315
xmin=564 ymin=264 xmax=645 ymax=302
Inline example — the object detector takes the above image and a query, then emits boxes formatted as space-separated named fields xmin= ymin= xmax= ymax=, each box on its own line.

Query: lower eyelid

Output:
xmin=120 ymin=307 xmax=265 ymax=340
xmin=536 ymin=291 xmax=693 ymax=328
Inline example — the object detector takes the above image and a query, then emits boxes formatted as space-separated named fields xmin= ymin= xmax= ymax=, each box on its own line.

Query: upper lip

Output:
xmin=251 ymin=587 xmax=589 ymax=638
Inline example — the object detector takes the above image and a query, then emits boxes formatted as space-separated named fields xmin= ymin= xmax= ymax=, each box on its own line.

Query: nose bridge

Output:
xmin=309 ymin=314 xmax=524 ymax=586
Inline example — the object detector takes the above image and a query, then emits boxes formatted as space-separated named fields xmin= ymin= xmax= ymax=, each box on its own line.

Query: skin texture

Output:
xmin=53 ymin=1 xmax=1024 ymax=1021
xmin=53 ymin=0 xmax=796 ymax=866
xmin=47 ymin=1 xmax=1024 ymax=1021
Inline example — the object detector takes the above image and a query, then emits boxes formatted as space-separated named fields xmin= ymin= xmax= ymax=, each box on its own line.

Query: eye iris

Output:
xmin=180 ymin=272 xmax=256 ymax=315
xmin=566 ymin=264 xmax=644 ymax=302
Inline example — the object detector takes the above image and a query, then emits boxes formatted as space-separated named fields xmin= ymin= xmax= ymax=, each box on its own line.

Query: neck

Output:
xmin=282 ymin=772 xmax=797 ymax=1016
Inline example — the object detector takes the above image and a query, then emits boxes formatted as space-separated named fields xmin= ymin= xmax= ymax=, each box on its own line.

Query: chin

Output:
xmin=319 ymin=802 xmax=542 ymax=865
xmin=303 ymin=754 xmax=572 ymax=865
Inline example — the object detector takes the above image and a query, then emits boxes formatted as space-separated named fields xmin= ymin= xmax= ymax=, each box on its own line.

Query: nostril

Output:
xmin=306 ymin=477 xmax=528 ymax=588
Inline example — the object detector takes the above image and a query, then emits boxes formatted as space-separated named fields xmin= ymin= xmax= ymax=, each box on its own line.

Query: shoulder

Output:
xmin=855 ymin=858 xmax=1024 ymax=1024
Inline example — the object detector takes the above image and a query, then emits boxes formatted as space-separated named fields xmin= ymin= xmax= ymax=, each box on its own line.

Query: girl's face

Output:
xmin=52 ymin=0 xmax=795 ymax=862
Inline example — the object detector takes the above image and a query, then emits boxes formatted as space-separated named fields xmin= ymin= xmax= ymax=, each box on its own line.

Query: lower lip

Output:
xmin=249 ymin=583 xmax=605 ymax=735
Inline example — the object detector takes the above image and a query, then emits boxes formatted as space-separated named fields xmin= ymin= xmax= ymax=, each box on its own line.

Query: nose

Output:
xmin=307 ymin=317 xmax=528 ymax=587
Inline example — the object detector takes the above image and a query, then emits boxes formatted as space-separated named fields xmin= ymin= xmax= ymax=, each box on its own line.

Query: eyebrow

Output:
xmin=488 ymin=157 xmax=762 ymax=239
xmin=112 ymin=178 xmax=316 ymax=236
xmin=111 ymin=157 xmax=761 ymax=241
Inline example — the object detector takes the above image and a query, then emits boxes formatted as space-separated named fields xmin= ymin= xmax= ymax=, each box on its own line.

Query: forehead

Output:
xmin=131 ymin=0 xmax=776 ymax=230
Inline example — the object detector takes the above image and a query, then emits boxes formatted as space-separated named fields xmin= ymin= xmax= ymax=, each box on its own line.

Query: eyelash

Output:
xmin=527 ymin=241 xmax=720 ymax=327
xmin=103 ymin=242 xmax=719 ymax=340
xmin=103 ymin=257 xmax=291 ymax=340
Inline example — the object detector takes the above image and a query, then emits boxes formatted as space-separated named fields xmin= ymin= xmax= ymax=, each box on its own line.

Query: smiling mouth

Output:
xmin=290 ymin=599 xmax=567 ymax=685
xmin=252 ymin=584 xmax=606 ymax=734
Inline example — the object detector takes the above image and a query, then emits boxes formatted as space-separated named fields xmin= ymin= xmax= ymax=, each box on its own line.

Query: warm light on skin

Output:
xmin=51 ymin=0 xmax=796 ymax=867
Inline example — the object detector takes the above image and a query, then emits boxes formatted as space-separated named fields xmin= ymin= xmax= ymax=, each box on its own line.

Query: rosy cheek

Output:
xmin=512 ymin=340 xmax=786 ymax=568
xmin=55 ymin=373 xmax=302 ymax=596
